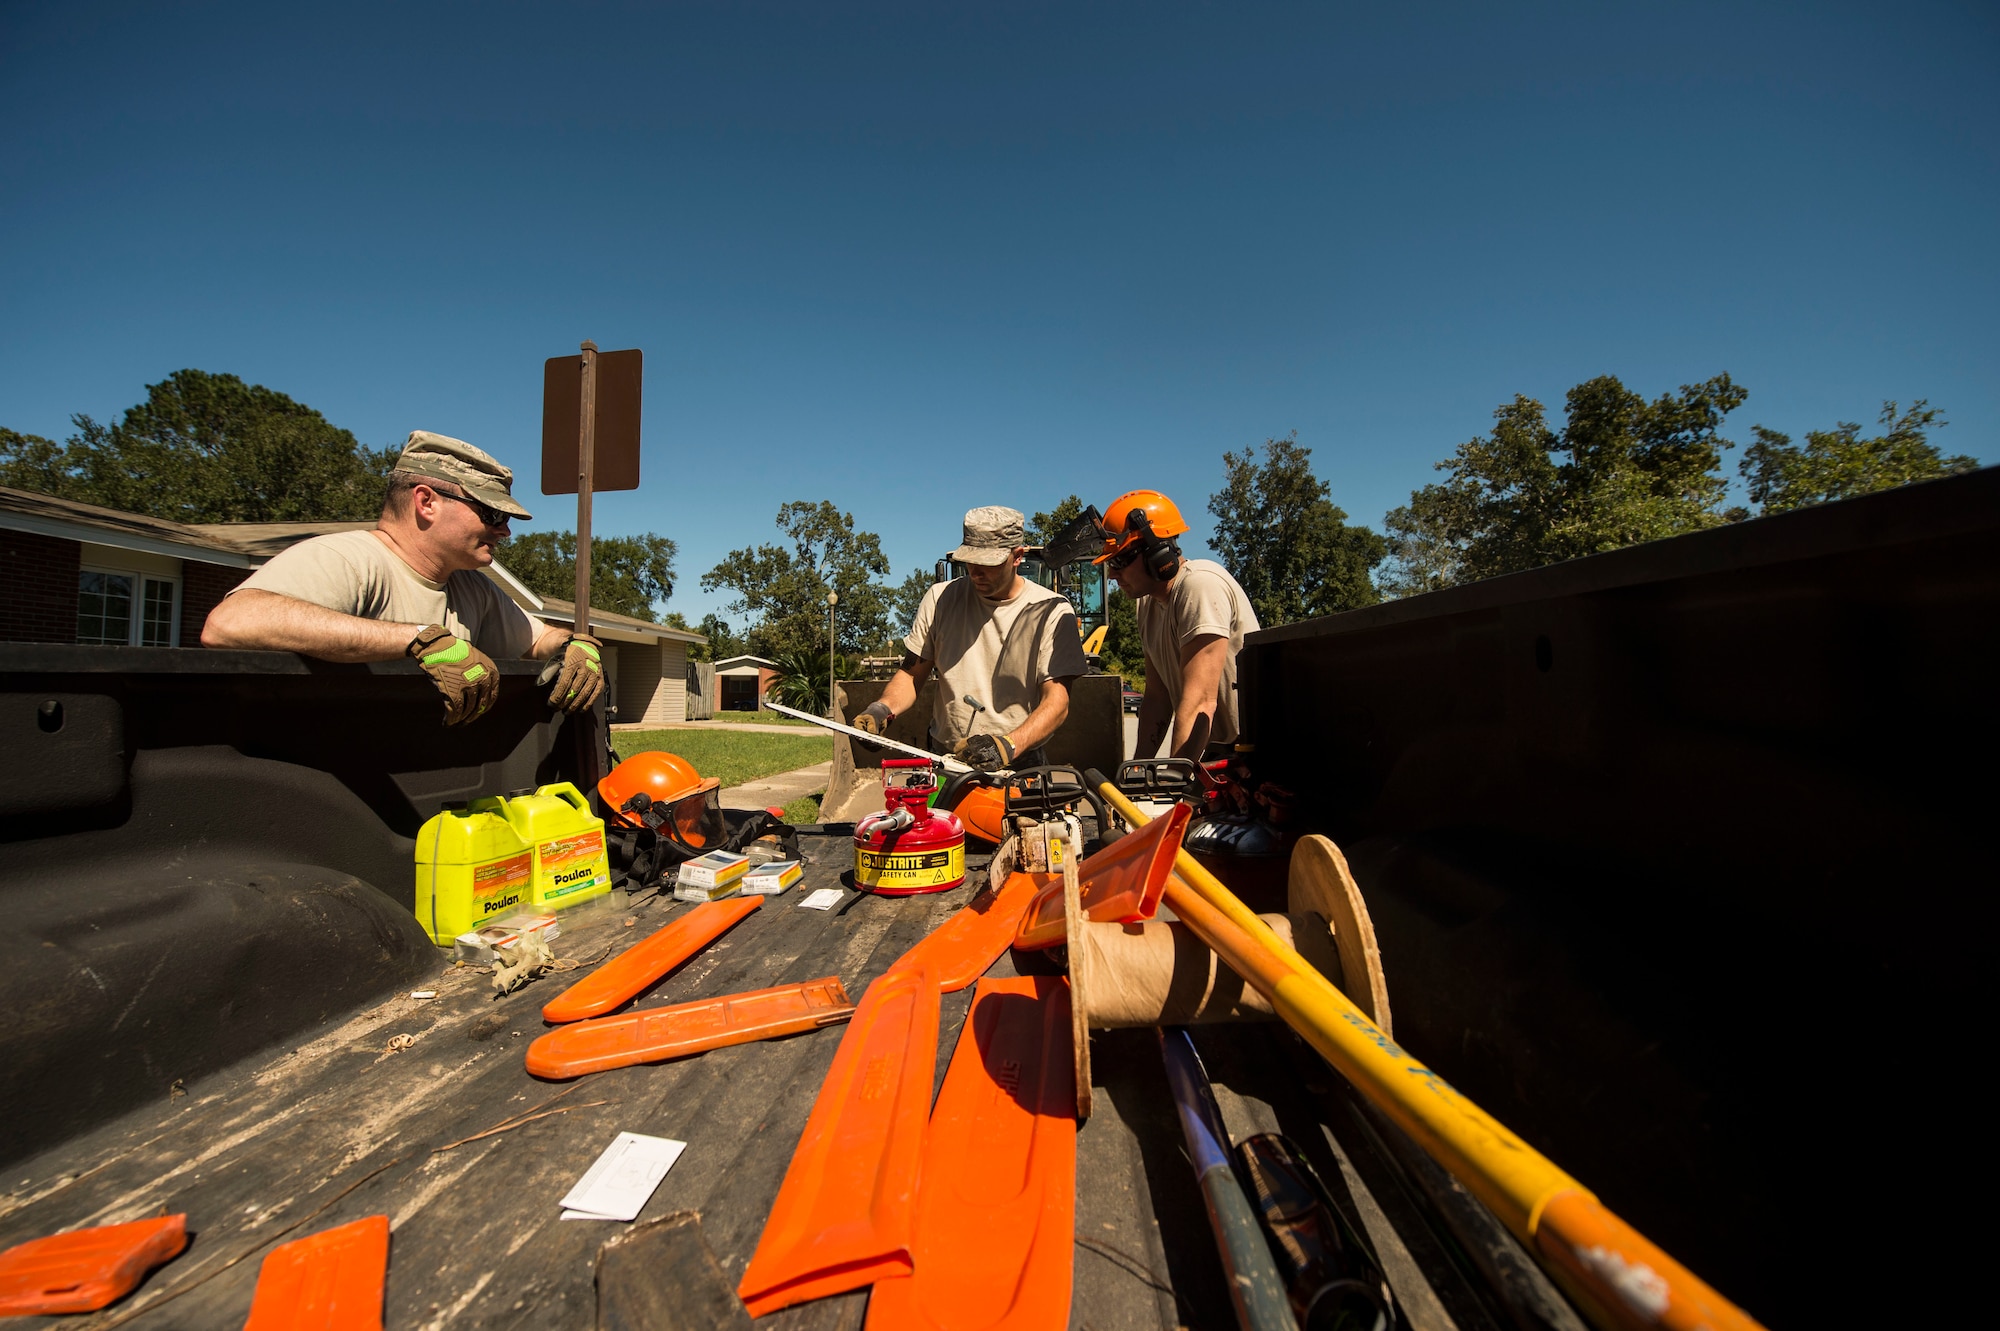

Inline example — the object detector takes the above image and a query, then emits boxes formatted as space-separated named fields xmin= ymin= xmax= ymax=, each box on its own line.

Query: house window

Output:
xmin=140 ymin=577 xmax=176 ymax=646
xmin=77 ymin=569 xmax=179 ymax=646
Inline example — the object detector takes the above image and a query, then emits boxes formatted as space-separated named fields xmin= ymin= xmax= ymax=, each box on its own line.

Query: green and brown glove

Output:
xmin=953 ymin=732 xmax=1016 ymax=772
xmin=547 ymin=632 xmax=605 ymax=713
xmin=406 ymin=625 xmax=499 ymax=725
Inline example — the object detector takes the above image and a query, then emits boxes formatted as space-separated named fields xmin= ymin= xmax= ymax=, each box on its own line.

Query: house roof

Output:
xmin=714 ymin=654 xmax=779 ymax=670
xmin=0 ymin=489 xmax=705 ymax=647
xmin=0 ymin=485 xmax=255 ymax=567
xmin=186 ymin=520 xmax=374 ymax=558
xmin=516 ymin=590 xmax=707 ymax=647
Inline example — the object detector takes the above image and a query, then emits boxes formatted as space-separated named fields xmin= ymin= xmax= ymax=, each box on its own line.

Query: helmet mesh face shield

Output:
xmin=656 ymin=779 xmax=726 ymax=858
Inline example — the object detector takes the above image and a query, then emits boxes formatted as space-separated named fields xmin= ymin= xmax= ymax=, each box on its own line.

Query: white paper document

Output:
xmin=559 ymin=1131 xmax=686 ymax=1222
xmin=798 ymin=887 xmax=844 ymax=911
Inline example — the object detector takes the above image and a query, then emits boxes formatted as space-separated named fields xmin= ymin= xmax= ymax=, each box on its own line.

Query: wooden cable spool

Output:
xmin=1065 ymin=833 xmax=1391 ymax=1036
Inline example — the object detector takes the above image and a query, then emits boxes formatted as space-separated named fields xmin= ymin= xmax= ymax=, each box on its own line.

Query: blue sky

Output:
xmin=3 ymin=1 xmax=1994 ymax=628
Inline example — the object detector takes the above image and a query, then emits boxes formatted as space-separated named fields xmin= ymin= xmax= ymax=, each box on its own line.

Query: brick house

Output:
xmin=1 ymin=486 xmax=706 ymax=723
xmin=0 ymin=486 xmax=257 ymax=647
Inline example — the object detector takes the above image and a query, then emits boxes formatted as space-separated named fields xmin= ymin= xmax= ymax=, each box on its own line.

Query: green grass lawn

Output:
xmin=613 ymin=728 xmax=832 ymax=791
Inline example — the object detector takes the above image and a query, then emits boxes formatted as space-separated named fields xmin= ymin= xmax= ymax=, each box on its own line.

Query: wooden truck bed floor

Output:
xmin=0 ymin=838 xmax=1477 ymax=1331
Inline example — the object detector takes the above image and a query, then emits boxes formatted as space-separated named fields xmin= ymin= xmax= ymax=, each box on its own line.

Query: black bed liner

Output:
xmin=0 ymin=837 xmax=1567 ymax=1330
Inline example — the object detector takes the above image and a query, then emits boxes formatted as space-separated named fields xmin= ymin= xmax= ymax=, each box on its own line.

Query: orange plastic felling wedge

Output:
xmin=0 ymin=1214 xmax=187 ymax=1315
xmin=542 ymin=896 xmax=762 ymax=1023
xmin=865 ymin=975 xmax=1077 ymax=1331
xmin=1014 ymin=802 xmax=1190 ymax=949
xmin=891 ymin=872 xmax=1044 ymax=992
xmin=527 ymin=976 xmax=855 ymax=1078
xmin=736 ymin=960 xmax=941 ymax=1317
xmin=242 ymin=1214 xmax=389 ymax=1331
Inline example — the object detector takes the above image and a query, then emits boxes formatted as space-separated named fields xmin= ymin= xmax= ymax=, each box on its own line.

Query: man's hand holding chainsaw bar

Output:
xmin=952 ymin=732 xmax=1015 ymax=772
xmin=856 ymin=697 xmax=1014 ymax=770
xmin=852 ymin=700 xmax=896 ymax=752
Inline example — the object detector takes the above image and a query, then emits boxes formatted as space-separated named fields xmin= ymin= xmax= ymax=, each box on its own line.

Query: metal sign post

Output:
xmin=542 ymin=343 xmax=643 ymax=793
xmin=574 ymin=341 xmax=597 ymax=637
xmin=543 ymin=344 xmax=643 ymax=627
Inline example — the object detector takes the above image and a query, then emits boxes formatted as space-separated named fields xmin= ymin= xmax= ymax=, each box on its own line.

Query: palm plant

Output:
xmin=767 ymin=646 xmax=852 ymax=714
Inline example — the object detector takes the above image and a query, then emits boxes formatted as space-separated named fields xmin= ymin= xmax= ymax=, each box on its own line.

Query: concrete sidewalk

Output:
xmin=613 ymin=719 xmax=820 ymax=737
xmin=721 ymin=760 xmax=832 ymax=811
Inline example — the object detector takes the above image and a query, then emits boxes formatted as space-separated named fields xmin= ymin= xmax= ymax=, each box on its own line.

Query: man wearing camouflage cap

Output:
xmin=201 ymin=431 xmax=604 ymax=725
xmin=855 ymin=506 xmax=1088 ymax=770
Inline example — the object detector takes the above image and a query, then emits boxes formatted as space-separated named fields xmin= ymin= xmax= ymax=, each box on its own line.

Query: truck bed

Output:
xmin=0 ymin=834 xmax=1545 ymax=1330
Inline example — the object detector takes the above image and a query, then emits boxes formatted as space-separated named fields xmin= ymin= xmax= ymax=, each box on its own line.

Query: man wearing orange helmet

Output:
xmin=1095 ymin=489 xmax=1260 ymax=761
xmin=856 ymin=506 xmax=1088 ymax=770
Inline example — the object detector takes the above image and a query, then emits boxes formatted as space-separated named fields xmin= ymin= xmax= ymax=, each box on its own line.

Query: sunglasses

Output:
xmin=431 ymin=486 xmax=510 ymax=528
xmin=1105 ymin=545 xmax=1141 ymax=572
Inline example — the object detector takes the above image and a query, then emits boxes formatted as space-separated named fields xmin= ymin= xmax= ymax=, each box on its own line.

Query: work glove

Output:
xmin=407 ymin=625 xmax=499 ymax=726
xmin=547 ymin=633 xmax=605 ymax=713
xmin=953 ymin=732 xmax=1016 ymax=772
xmin=852 ymin=701 xmax=895 ymax=752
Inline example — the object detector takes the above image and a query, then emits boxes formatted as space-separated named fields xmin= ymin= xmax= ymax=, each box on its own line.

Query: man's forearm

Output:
xmin=1134 ymin=687 xmax=1170 ymax=759
xmin=1171 ymin=636 xmax=1228 ymax=754
xmin=528 ymin=623 xmax=572 ymax=659
xmin=201 ymin=589 xmax=420 ymax=662
xmin=1007 ymin=680 xmax=1072 ymax=753
xmin=1170 ymin=694 xmax=1219 ymax=755
xmin=878 ymin=662 xmax=927 ymax=718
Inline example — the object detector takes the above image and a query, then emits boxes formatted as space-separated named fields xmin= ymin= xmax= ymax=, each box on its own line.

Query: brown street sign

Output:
xmin=542 ymin=348 xmax=642 ymax=494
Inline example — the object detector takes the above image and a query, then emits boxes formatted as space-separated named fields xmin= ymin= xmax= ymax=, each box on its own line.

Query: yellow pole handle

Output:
xmin=1097 ymin=780 xmax=1764 ymax=1331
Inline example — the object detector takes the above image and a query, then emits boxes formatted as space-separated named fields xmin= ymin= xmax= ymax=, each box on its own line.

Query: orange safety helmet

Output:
xmin=598 ymin=751 xmax=704 ymax=829
xmin=1094 ymin=490 xmax=1190 ymax=573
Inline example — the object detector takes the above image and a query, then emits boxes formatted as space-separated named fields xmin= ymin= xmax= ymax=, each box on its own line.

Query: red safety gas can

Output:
xmin=853 ymin=760 xmax=966 ymax=895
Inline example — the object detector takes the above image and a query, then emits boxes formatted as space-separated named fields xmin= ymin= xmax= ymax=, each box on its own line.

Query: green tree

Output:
xmin=701 ymin=501 xmax=892 ymax=658
xmin=887 ymin=568 xmax=936 ymax=636
xmin=1739 ymin=401 xmax=1976 ymax=515
xmin=1100 ymin=586 xmax=1144 ymax=685
xmin=1208 ymin=433 xmax=1385 ymax=625
xmin=503 ymin=530 xmax=677 ymax=622
xmin=0 ymin=370 xmax=398 ymax=521
xmin=1380 ymin=373 xmax=1746 ymax=594
xmin=668 ymin=612 xmax=745 ymax=663
xmin=1026 ymin=494 xmax=1088 ymax=545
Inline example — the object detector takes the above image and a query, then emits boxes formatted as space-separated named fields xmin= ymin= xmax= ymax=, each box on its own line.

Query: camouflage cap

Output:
xmin=950 ymin=506 xmax=1026 ymax=566
xmin=395 ymin=431 xmax=533 ymax=521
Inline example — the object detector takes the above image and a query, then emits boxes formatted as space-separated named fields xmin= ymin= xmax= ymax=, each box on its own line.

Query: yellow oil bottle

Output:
xmin=413 ymin=798 xmax=534 ymax=944
xmin=413 ymin=784 xmax=613 ymax=945
xmin=503 ymin=782 xmax=614 ymax=911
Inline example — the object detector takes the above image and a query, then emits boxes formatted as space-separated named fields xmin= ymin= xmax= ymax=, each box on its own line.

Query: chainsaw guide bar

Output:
xmin=527 ymin=977 xmax=856 ymax=1079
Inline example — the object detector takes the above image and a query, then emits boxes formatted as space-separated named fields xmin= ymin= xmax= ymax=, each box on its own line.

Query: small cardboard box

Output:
xmin=675 ymin=851 xmax=749 ymax=902
xmin=453 ymin=911 xmax=560 ymax=964
xmin=741 ymin=860 xmax=802 ymax=896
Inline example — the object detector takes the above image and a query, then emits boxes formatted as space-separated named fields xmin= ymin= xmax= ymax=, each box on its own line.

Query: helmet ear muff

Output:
xmin=1123 ymin=507 xmax=1181 ymax=582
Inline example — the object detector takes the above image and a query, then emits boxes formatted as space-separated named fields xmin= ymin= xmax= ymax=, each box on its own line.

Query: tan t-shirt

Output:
xmin=1136 ymin=559 xmax=1260 ymax=745
xmin=233 ymin=530 xmax=544 ymax=659
xmin=904 ymin=576 xmax=1088 ymax=744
